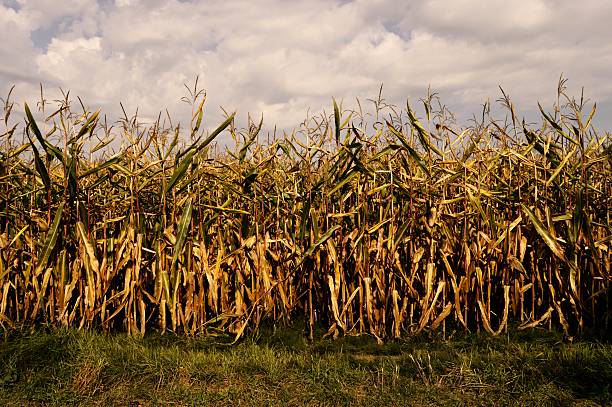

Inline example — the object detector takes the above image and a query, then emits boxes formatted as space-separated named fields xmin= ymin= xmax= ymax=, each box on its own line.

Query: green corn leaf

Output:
xmin=467 ymin=190 xmax=486 ymax=221
xmin=333 ymin=98 xmax=341 ymax=146
xmin=328 ymin=169 xmax=359 ymax=196
xmin=461 ymin=132 xmax=483 ymax=162
xmin=26 ymin=131 xmax=51 ymax=189
xmin=195 ymin=112 xmax=235 ymax=154
xmin=537 ymin=103 xmax=579 ymax=147
xmin=177 ymin=113 xmax=235 ymax=161
xmin=78 ymin=154 xmax=123 ymax=179
xmin=405 ymin=144 xmax=430 ymax=177
xmin=24 ymin=102 xmax=65 ymax=163
xmin=75 ymin=110 xmax=100 ymax=140
xmin=24 ymin=103 xmax=43 ymax=145
xmin=36 ymin=202 xmax=64 ymax=274
xmin=406 ymin=102 xmax=444 ymax=157
xmin=369 ymin=144 xmax=401 ymax=162
xmin=163 ymin=127 xmax=180 ymax=161
xmin=546 ymin=146 xmax=577 ymax=187
xmin=170 ymin=197 xmax=193 ymax=272
xmin=386 ymin=121 xmax=408 ymax=147
xmin=165 ymin=150 xmax=194 ymax=194
xmin=583 ymin=102 xmax=597 ymax=132
xmin=296 ymin=225 xmax=341 ymax=267
xmin=386 ymin=121 xmax=430 ymax=177
xmin=90 ymin=136 xmax=115 ymax=154
xmin=191 ymin=97 xmax=206 ymax=138
xmin=298 ymin=195 xmax=311 ymax=242
xmin=5 ymin=142 xmax=29 ymax=159
xmin=67 ymin=154 xmax=78 ymax=202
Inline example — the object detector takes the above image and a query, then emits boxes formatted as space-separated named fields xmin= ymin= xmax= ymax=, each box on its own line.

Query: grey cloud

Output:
xmin=1 ymin=0 xmax=611 ymax=135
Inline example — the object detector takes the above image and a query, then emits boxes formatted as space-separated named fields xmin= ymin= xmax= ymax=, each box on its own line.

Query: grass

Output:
xmin=1 ymin=325 xmax=611 ymax=406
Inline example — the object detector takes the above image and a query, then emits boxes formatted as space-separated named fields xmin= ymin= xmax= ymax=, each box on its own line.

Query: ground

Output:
xmin=0 ymin=325 xmax=610 ymax=406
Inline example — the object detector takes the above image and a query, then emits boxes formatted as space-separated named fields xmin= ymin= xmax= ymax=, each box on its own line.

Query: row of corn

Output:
xmin=0 ymin=86 xmax=610 ymax=339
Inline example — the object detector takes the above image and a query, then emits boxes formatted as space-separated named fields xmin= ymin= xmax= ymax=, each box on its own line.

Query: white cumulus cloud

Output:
xmin=1 ymin=0 xmax=611 ymax=137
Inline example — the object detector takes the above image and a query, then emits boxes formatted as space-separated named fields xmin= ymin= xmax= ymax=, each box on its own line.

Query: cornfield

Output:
xmin=0 ymin=82 xmax=610 ymax=340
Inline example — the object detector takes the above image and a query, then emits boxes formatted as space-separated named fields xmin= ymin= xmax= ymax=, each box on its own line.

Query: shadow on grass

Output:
xmin=253 ymin=323 xmax=611 ymax=402
xmin=540 ymin=344 xmax=612 ymax=399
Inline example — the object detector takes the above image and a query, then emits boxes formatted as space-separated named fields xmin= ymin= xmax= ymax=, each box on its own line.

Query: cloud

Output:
xmin=1 ymin=0 xmax=611 ymax=137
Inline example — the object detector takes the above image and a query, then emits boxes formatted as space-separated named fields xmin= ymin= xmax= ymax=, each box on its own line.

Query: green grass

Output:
xmin=1 ymin=326 xmax=610 ymax=406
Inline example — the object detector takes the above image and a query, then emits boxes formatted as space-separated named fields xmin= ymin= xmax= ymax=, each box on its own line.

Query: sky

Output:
xmin=1 ymin=0 xmax=612 ymax=141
